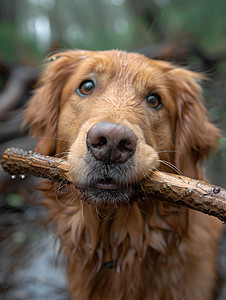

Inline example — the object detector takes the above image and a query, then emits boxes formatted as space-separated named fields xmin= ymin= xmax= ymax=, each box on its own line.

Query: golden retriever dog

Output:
xmin=24 ymin=50 xmax=223 ymax=300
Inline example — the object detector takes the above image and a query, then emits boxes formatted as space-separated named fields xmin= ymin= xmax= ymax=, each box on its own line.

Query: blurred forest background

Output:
xmin=0 ymin=0 xmax=226 ymax=299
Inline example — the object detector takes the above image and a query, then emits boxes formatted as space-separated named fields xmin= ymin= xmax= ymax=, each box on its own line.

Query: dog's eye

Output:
xmin=146 ymin=93 xmax=162 ymax=110
xmin=77 ymin=80 xmax=95 ymax=96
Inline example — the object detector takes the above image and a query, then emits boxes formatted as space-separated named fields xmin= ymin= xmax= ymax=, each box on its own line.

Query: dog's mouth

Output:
xmin=70 ymin=155 xmax=138 ymax=206
xmin=84 ymin=175 xmax=133 ymax=206
xmin=93 ymin=177 xmax=119 ymax=190
xmin=79 ymin=170 xmax=135 ymax=206
xmin=82 ymin=185 xmax=134 ymax=206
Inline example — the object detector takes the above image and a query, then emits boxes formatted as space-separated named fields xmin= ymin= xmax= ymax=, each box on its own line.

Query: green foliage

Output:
xmin=28 ymin=231 xmax=47 ymax=243
xmin=158 ymin=0 xmax=226 ymax=54
xmin=218 ymin=138 xmax=226 ymax=157
xmin=6 ymin=193 xmax=24 ymax=208
xmin=0 ymin=22 xmax=44 ymax=65
xmin=12 ymin=230 xmax=27 ymax=244
xmin=1 ymin=0 xmax=226 ymax=63
xmin=0 ymin=22 xmax=21 ymax=64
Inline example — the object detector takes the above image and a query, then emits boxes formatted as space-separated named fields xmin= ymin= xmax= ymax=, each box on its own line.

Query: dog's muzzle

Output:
xmin=83 ymin=122 xmax=137 ymax=201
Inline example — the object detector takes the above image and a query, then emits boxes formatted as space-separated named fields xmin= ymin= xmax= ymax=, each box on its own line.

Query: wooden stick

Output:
xmin=1 ymin=148 xmax=226 ymax=222
xmin=1 ymin=148 xmax=71 ymax=183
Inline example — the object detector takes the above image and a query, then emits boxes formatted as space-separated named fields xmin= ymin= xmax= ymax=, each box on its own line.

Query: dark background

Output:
xmin=0 ymin=0 xmax=225 ymax=299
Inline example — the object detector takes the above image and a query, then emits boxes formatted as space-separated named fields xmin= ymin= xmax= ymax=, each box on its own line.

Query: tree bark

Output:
xmin=1 ymin=147 xmax=226 ymax=222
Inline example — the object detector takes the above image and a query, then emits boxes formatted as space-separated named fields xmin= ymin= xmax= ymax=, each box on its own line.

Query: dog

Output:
xmin=24 ymin=50 xmax=223 ymax=300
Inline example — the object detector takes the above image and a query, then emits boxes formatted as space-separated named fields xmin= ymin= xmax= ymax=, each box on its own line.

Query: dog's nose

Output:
xmin=86 ymin=122 xmax=137 ymax=163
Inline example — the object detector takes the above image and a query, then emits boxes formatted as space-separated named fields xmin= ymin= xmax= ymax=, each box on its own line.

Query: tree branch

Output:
xmin=1 ymin=148 xmax=226 ymax=222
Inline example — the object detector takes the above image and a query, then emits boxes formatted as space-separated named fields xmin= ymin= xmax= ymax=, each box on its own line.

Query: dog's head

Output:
xmin=24 ymin=50 xmax=220 ymax=205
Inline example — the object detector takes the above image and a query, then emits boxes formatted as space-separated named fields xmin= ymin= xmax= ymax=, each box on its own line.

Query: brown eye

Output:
xmin=78 ymin=80 xmax=95 ymax=96
xmin=146 ymin=93 xmax=162 ymax=110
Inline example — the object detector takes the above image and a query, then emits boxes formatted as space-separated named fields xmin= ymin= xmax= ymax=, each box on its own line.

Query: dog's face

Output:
xmin=58 ymin=51 xmax=177 ymax=204
xmin=25 ymin=50 xmax=220 ymax=205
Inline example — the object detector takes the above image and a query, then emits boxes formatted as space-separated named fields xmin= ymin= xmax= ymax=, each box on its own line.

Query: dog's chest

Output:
xmin=69 ymin=204 xmax=188 ymax=299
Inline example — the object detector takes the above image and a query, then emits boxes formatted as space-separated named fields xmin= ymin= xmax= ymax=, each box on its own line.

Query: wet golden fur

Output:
xmin=24 ymin=50 xmax=222 ymax=300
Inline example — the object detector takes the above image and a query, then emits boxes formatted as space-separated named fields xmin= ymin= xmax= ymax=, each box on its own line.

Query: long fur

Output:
xmin=24 ymin=50 xmax=222 ymax=300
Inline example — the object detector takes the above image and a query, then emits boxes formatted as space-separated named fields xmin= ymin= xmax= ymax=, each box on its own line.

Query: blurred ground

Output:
xmin=0 ymin=179 xmax=69 ymax=300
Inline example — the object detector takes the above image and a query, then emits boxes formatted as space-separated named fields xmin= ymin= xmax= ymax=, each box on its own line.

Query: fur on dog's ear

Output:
xmin=167 ymin=67 xmax=221 ymax=178
xmin=23 ymin=51 xmax=85 ymax=155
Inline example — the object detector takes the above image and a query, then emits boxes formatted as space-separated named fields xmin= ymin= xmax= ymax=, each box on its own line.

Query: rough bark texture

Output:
xmin=1 ymin=147 xmax=226 ymax=222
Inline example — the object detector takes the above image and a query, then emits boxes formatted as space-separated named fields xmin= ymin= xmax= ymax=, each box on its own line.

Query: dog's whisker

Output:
xmin=69 ymin=193 xmax=81 ymax=205
xmin=53 ymin=155 xmax=69 ymax=160
xmin=156 ymin=149 xmax=175 ymax=161
xmin=134 ymin=201 xmax=152 ymax=218
xmin=182 ymin=289 xmax=189 ymax=299
xmin=95 ymin=207 xmax=106 ymax=220
xmin=140 ymin=183 xmax=150 ymax=205
xmin=54 ymin=151 xmax=70 ymax=158
xmin=145 ymin=168 xmax=158 ymax=182
xmin=81 ymin=201 xmax=85 ymax=221
xmin=120 ymin=206 xmax=131 ymax=225
xmin=35 ymin=136 xmax=73 ymax=142
xmin=140 ymin=118 xmax=167 ymax=129
xmin=95 ymin=207 xmax=117 ymax=221
xmin=36 ymin=166 xmax=60 ymax=184
xmin=157 ymin=150 xmax=180 ymax=155
xmin=158 ymin=160 xmax=182 ymax=175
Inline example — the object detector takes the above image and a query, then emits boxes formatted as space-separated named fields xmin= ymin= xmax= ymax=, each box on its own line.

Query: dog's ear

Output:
xmin=23 ymin=51 xmax=84 ymax=155
xmin=168 ymin=68 xmax=221 ymax=178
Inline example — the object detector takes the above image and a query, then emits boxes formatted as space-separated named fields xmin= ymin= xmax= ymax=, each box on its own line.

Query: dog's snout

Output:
xmin=86 ymin=122 xmax=137 ymax=163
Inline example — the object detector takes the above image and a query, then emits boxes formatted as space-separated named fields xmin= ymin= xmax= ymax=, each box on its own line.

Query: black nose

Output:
xmin=86 ymin=122 xmax=137 ymax=163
